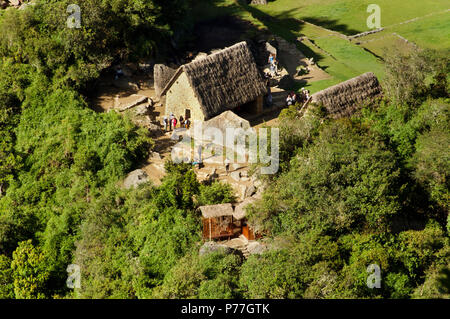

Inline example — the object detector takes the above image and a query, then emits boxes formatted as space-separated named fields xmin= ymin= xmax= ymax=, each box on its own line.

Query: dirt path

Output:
xmin=275 ymin=36 xmax=331 ymax=83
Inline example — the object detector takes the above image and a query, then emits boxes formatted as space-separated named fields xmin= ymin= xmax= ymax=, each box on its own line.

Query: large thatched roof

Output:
xmin=312 ymin=72 xmax=382 ymax=118
xmin=162 ymin=42 xmax=267 ymax=120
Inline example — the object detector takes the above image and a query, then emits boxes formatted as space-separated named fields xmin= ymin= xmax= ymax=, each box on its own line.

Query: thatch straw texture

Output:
xmin=162 ymin=42 xmax=267 ymax=119
xmin=200 ymin=203 xmax=234 ymax=219
xmin=154 ymin=64 xmax=176 ymax=97
xmin=312 ymin=72 xmax=382 ymax=118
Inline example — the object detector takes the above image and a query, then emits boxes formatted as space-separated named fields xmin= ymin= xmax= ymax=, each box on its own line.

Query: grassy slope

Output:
xmin=193 ymin=0 xmax=448 ymax=92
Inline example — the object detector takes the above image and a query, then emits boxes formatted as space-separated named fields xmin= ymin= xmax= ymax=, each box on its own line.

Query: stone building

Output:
xmin=160 ymin=41 xmax=267 ymax=122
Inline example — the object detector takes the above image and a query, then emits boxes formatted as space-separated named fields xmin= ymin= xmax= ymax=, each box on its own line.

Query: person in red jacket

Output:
xmin=172 ymin=117 xmax=177 ymax=129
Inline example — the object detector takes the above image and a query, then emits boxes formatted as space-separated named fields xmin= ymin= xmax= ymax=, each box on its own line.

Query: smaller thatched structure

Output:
xmin=199 ymin=203 xmax=234 ymax=219
xmin=199 ymin=202 xmax=258 ymax=241
xmin=311 ymin=72 xmax=382 ymax=118
xmin=154 ymin=64 xmax=176 ymax=98
xmin=200 ymin=203 xmax=237 ymax=240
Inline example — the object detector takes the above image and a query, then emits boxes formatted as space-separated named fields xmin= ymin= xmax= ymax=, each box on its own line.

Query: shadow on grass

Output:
xmin=300 ymin=17 xmax=361 ymax=36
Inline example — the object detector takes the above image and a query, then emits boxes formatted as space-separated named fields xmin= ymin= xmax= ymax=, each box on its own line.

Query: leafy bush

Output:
xmin=196 ymin=181 xmax=236 ymax=206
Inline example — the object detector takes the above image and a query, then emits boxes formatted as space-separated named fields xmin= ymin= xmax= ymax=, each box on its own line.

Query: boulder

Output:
xmin=237 ymin=184 xmax=248 ymax=201
xmin=201 ymin=111 xmax=251 ymax=147
xmin=118 ymin=95 xmax=148 ymax=112
xmin=233 ymin=197 xmax=257 ymax=220
xmin=250 ymin=0 xmax=267 ymax=5
xmin=230 ymin=171 xmax=241 ymax=182
xmin=134 ymin=103 xmax=149 ymax=116
xmin=232 ymin=163 xmax=245 ymax=171
xmin=245 ymin=185 xmax=257 ymax=198
xmin=148 ymin=122 xmax=161 ymax=137
xmin=247 ymin=241 xmax=268 ymax=255
xmin=150 ymin=151 xmax=161 ymax=161
xmin=199 ymin=241 xmax=234 ymax=256
xmin=123 ymin=169 xmax=149 ymax=189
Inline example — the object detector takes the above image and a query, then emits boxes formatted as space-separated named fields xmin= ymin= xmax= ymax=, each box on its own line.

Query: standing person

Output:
xmin=179 ymin=115 xmax=184 ymax=127
xmin=291 ymin=91 xmax=297 ymax=104
xmin=267 ymin=93 xmax=273 ymax=107
xmin=273 ymin=59 xmax=279 ymax=76
xmin=268 ymin=53 xmax=274 ymax=66
xmin=300 ymin=88 xmax=306 ymax=103
xmin=184 ymin=118 xmax=191 ymax=129
xmin=286 ymin=94 xmax=293 ymax=106
xmin=169 ymin=113 xmax=174 ymax=131
xmin=115 ymin=66 xmax=124 ymax=80
xmin=163 ymin=116 xmax=168 ymax=132
xmin=269 ymin=54 xmax=276 ymax=77
xmin=172 ymin=116 xmax=177 ymax=130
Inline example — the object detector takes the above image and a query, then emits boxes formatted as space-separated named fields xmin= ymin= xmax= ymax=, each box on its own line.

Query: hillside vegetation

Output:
xmin=0 ymin=0 xmax=449 ymax=299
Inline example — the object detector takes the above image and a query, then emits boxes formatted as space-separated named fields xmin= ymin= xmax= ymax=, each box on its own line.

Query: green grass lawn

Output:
xmin=390 ymin=11 xmax=450 ymax=51
xmin=193 ymin=0 xmax=448 ymax=92
xmin=260 ymin=0 xmax=450 ymax=35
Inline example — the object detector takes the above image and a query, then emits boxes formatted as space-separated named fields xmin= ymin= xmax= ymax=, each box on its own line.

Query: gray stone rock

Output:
xmin=232 ymin=163 xmax=245 ymax=171
xmin=134 ymin=103 xmax=149 ymax=116
xmin=123 ymin=169 xmax=149 ymax=189
xmin=118 ymin=95 xmax=148 ymax=112
xmin=247 ymin=242 xmax=268 ymax=255
xmin=238 ymin=184 xmax=248 ymax=201
xmin=250 ymin=0 xmax=267 ymax=5
xmin=148 ymin=122 xmax=161 ymax=137
xmin=230 ymin=171 xmax=241 ymax=182
xmin=170 ymin=132 xmax=181 ymax=141
xmin=150 ymin=152 xmax=161 ymax=161
xmin=245 ymin=185 xmax=257 ymax=198
xmin=199 ymin=241 xmax=234 ymax=256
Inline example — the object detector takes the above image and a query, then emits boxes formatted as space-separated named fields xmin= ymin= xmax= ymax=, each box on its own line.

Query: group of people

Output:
xmin=163 ymin=113 xmax=191 ymax=131
xmin=285 ymin=88 xmax=311 ymax=106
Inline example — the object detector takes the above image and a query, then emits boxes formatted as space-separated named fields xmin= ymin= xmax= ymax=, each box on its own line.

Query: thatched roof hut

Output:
xmin=311 ymin=72 xmax=382 ymax=118
xmin=154 ymin=64 xmax=176 ymax=97
xmin=161 ymin=41 xmax=267 ymax=120
xmin=199 ymin=203 xmax=234 ymax=219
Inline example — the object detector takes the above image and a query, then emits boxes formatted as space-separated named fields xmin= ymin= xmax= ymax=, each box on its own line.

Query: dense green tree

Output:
xmin=11 ymin=240 xmax=50 ymax=299
xmin=0 ymin=254 xmax=14 ymax=299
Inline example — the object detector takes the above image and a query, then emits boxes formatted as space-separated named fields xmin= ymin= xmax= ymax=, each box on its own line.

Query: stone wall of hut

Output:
xmin=165 ymin=72 xmax=205 ymax=121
